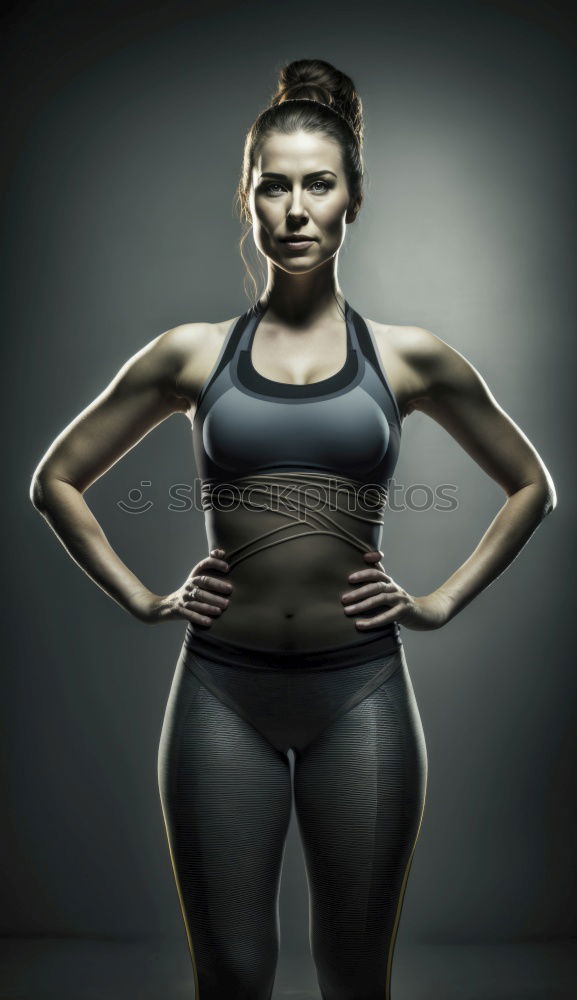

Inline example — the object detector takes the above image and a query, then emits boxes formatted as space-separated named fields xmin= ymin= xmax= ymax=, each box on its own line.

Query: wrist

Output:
xmin=128 ymin=587 xmax=160 ymax=623
xmin=428 ymin=589 xmax=456 ymax=625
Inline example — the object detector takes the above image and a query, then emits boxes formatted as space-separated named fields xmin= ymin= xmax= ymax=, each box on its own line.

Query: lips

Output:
xmin=280 ymin=236 xmax=317 ymax=242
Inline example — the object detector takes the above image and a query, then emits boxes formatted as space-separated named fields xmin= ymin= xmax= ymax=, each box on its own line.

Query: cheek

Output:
xmin=316 ymin=197 xmax=348 ymax=229
xmin=320 ymin=212 xmax=347 ymax=240
xmin=253 ymin=215 xmax=276 ymax=248
xmin=253 ymin=222 xmax=283 ymax=260
xmin=255 ymin=204 xmax=283 ymax=237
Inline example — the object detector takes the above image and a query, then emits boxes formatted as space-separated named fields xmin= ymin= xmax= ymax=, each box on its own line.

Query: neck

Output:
xmin=260 ymin=263 xmax=346 ymax=327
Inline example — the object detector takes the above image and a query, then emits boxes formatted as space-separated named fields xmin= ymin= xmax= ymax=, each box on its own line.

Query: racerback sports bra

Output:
xmin=189 ymin=297 xmax=403 ymax=649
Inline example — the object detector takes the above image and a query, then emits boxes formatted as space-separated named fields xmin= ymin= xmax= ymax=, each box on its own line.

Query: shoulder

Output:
xmin=164 ymin=315 xmax=243 ymax=412
xmin=369 ymin=318 xmax=454 ymax=371
xmin=161 ymin=316 xmax=240 ymax=361
xmin=128 ymin=319 xmax=237 ymax=413
xmin=368 ymin=319 xmax=483 ymax=416
xmin=116 ymin=323 xmax=207 ymax=413
xmin=123 ymin=322 xmax=209 ymax=374
xmin=148 ymin=321 xmax=213 ymax=368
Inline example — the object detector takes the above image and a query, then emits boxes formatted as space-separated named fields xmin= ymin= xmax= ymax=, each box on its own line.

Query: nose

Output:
xmin=287 ymin=188 xmax=307 ymax=220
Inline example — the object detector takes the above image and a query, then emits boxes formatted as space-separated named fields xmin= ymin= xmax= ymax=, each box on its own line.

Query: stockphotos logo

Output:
xmin=116 ymin=477 xmax=459 ymax=514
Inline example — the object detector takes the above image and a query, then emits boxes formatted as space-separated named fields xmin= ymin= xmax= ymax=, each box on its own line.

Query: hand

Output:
xmin=136 ymin=549 xmax=234 ymax=626
xmin=341 ymin=550 xmax=451 ymax=632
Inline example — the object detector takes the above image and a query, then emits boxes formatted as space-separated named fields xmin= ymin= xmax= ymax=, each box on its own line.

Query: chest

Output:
xmin=250 ymin=321 xmax=349 ymax=386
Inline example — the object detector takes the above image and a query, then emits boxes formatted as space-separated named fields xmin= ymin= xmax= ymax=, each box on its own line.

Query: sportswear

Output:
xmin=158 ymin=639 xmax=428 ymax=999
xmin=186 ymin=298 xmax=404 ymax=656
xmin=192 ymin=296 xmax=401 ymax=494
xmin=156 ymin=299 xmax=427 ymax=1000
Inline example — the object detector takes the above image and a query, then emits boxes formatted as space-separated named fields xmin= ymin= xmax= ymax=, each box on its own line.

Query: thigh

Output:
xmin=158 ymin=649 xmax=293 ymax=990
xmin=293 ymin=649 xmax=428 ymax=999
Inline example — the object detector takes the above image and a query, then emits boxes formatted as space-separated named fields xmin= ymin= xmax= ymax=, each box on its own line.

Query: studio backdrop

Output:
xmin=1 ymin=1 xmax=575 ymax=998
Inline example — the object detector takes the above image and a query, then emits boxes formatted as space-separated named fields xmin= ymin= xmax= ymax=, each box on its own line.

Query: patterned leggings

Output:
xmin=157 ymin=636 xmax=428 ymax=999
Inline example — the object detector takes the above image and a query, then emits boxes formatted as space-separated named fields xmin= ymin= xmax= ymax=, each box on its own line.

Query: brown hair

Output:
xmin=234 ymin=59 xmax=365 ymax=304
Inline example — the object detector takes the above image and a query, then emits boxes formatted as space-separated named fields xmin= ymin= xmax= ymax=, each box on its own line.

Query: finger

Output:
xmin=188 ymin=585 xmax=230 ymax=610
xmin=199 ymin=555 xmax=231 ymax=574
xmin=344 ymin=590 xmax=395 ymax=613
xmin=181 ymin=609 xmax=213 ymax=626
xmin=356 ymin=602 xmax=404 ymax=628
xmin=191 ymin=573 xmax=233 ymax=595
xmin=342 ymin=580 xmax=392 ymax=603
xmin=187 ymin=595 xmax=223 ymax=617
xmin=348 ymin=568 xmax=390 ymax=584
xmin=343 ymin=592 xmax=396 ymax=614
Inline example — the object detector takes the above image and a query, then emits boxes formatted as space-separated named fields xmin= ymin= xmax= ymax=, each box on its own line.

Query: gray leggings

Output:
xmin=157 ymin=636 xmax=428 ymax=999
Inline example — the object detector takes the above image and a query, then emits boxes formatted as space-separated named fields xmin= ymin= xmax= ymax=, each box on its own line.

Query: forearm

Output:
xmin=31 ymin=477 xmax=156 ymax=618
xmin=432 ymin=482 xmax=555 ymax=623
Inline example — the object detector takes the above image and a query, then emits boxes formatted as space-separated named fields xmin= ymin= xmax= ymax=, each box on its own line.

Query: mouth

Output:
xmin=279 ymin=237 xmax=317 ymax=250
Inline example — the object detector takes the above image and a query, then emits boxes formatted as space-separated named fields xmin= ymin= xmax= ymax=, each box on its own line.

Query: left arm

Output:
xmin=342 ymin=329 xmax=557 ymax=631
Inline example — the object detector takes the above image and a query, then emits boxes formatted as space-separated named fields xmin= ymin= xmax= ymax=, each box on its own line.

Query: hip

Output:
xmin=160 ymin=634 xmax=425 ymax=763
xmin=186 ymin=594 xmax=402 ymax=657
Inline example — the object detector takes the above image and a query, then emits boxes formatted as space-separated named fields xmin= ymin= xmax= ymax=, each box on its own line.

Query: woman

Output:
xmin=30 ymin=59 xmax=556 ymax=1000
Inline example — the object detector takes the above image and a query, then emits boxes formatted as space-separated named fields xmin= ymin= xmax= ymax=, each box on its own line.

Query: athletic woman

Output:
xmin=30 ymin=59 xmax=556 ymax=1000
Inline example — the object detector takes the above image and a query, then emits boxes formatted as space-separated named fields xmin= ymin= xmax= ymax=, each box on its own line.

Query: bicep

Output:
xmin=413 ymin=334 xmax=552 ymax=496
xmin=32 ymin=329 xmax=190 ymax=495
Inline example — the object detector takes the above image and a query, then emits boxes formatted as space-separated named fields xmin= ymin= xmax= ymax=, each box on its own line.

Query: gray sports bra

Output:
xmin=191 ymin=298 xmax=402 ymax=571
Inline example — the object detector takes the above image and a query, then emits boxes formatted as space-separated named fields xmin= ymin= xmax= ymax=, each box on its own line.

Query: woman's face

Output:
xmin=249 ymin=130 xmax=356 ymax=272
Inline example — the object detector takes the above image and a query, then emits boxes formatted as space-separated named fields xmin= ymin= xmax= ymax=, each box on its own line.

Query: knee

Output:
xmin=198 ymin=939 xmax=276 ymax=1000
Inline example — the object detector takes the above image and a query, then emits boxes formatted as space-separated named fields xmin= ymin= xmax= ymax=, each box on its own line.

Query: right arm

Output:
xmin=29 ymin=324 xmax=232 ymax=624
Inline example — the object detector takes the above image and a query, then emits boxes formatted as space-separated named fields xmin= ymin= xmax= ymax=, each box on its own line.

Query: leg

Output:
xmin=293 ymin=650 xmax=428 ymax=1000
xmin=158 ymin=650 xmax=293 ymax=999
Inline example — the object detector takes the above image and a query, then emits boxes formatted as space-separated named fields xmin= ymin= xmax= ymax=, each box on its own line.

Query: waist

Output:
xmin=195 ymin=468 xmax=400 ymax=659
xmin=184 ymin=621 xmax=402 ymax=671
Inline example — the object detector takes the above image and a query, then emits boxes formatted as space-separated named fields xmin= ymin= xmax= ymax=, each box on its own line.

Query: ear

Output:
xmin=346 ymin=194 xmax=363 ymax=224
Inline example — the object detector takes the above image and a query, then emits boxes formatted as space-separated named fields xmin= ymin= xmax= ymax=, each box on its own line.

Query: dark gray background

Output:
xmin=2 ymin=1 xmax=575 ymax=997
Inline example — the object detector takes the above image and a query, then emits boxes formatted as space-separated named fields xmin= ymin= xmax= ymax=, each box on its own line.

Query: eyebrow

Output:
xmin=259 ymin=170 xmax=337 ymax=180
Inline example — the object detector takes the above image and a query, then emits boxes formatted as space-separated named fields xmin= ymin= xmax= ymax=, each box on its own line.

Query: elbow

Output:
xmin=535 ymin=474 xmax=557 ymax=519
xmin=30 ymin=472 xmax=59 ymax=513
xmin=30 ymin=470 xmax=79 ymax=512
xmin=29 ymin=475 xmax=47 ymax=512
xmin=510 ymin=476 xmax=557 ymax=520
xmin=543 ymin=486 xmax=557 ymax=517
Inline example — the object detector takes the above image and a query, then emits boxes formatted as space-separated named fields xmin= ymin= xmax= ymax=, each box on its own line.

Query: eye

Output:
xmin=260 ymin=179 xmax=332 ymax=196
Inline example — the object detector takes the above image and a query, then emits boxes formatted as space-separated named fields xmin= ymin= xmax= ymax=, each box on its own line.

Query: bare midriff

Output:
xmin=195 ymin=470 xmax=393 ymax=651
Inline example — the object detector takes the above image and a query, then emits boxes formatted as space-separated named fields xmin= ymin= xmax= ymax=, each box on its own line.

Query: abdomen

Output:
xmin=195 ymin=476 xmax=396 ymax=651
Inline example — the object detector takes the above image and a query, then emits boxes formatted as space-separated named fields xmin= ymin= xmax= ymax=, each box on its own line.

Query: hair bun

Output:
xmin=271 ymin=58 xmax=363 ymax=148
xmin=282 ymin=81 xmax=332 ymax=105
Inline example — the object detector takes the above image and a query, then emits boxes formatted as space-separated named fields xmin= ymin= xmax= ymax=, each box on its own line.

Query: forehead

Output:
xmin=253 ymin=130 xmax=342 ymax=176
